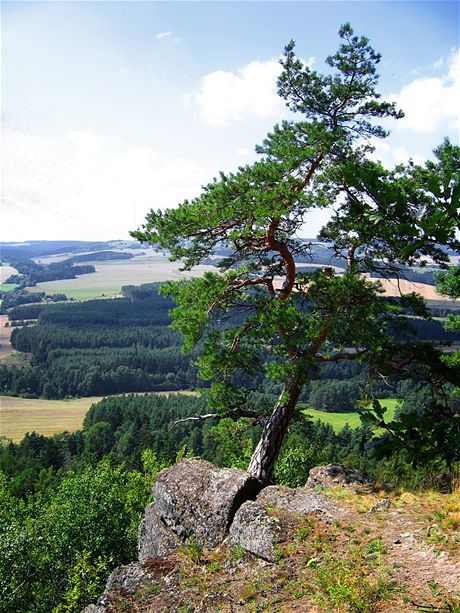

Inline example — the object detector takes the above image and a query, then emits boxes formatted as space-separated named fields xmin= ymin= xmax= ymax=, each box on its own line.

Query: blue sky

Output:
xmin=2 ymin=1 xmax=459 ymax=241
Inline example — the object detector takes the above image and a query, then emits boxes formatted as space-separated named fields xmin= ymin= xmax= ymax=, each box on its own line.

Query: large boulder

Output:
xmin=152 ymin=458 xmax=262 ymax=549
xmin=229 ymin=500 xmax=282 ymax=562
xmin=306 ymin=464 xmax=375 ymax=490
xmin=229 ymin=485 xmax=342 ymax=562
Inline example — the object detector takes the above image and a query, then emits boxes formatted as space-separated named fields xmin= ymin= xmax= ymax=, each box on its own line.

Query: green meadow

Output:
xmin=302 ymin=398 xmax=400 ymax=432
xmin=0 ymin=284 xmax=19 ymax=292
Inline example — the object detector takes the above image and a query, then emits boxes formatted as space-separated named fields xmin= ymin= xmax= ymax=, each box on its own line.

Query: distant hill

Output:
xmin=0 ymin=240 xmax=142 ymax=261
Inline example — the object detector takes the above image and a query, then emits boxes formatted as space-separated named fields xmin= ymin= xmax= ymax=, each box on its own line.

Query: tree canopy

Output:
xmin=133 ymin=24 xmax=459 ymax=484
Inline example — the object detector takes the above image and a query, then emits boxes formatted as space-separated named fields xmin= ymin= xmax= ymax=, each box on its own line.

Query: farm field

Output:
xmin=0 ymin=395 xmax=103 ymax=442
xmin=302 ymin=398 xmax=399 ymax=432
xmin=27 ymin=253 xmax=219 ymax=299
xmin=0 ymin=391 xmax=199 ymax=442
xmin=0 ymin=264 xmax=18 ymax=282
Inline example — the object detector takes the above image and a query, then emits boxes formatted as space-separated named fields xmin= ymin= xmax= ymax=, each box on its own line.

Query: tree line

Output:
xmin=5 ymin=258 xmax=95 ymax=288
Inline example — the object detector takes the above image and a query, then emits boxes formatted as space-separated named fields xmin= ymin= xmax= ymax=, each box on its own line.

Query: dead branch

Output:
xmin=172 ymin=413 xmax=219 ymax=426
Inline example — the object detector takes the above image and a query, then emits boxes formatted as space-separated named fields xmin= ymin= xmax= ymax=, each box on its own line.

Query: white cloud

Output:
xmin=1 ymin=127 xmax=212 ymax=241
xmin=390 ymin=49 xmax=460 ymax=133
xmin=155 ymin=31 xmax=180 ymax=43
xmin=193 ymin=59 xmax=284 ymax=126
xmin=369 ymin=139 xmax=425 ymax=168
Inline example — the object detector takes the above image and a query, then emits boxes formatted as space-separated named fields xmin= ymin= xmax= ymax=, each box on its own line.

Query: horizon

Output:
xmin=2 ymin=1 xmax=459 ymax=242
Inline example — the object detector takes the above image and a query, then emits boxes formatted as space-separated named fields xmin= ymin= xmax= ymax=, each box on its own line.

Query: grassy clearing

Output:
xmin=0 ymin=391 xmax=198 ymax=442
xmin=302 ymin=398 xmax=399 ymax=432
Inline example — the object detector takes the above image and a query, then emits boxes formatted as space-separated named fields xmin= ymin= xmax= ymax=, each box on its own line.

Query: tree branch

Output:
xmin=172 ymin=413 xmax=219 ymax=426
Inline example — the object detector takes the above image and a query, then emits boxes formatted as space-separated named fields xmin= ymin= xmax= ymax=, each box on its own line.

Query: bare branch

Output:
xmin=172 ymin=413 xmax=219 ymax=426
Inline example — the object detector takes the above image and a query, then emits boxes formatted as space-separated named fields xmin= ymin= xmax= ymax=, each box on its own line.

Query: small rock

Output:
xmin=96 ymin=562 xmax=159 ymax=607
xmin=367 ymin=498 xmax=392 ymax=514
xmin=400 ymin=532 xmax=417 ymax=544
xmin=428 ymin=472 xmax=454 ymax=494
xmin=306 ymin=464 xmax=375 ymax=491
xmin=229 ymin=485 xmax=341 ymax=562
xmin=258 ymin=485 xmax=339 ymax=517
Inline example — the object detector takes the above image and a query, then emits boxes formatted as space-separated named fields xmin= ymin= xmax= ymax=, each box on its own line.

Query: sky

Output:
xmin=1 ymin=0 xmax=459 ymax=242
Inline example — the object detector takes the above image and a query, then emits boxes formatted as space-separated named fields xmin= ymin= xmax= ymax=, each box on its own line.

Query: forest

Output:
xmin=5 ymin=258 xmax=96 ymax=288
xmin=1 ymin=283 xmax=457 ymax=400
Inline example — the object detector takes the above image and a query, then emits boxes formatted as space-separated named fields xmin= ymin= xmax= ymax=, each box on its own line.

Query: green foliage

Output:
xmin=307 ymin=378 xmax=363 ymax=413
xmin=274 ymin=446 xmax=321 ymax=488
xmin=206 ymin=418 xmax=254 ymax=470
xmin=0 ymin=460 xmax=150 ymax=613
xmin=2 ymin=290 xmax=198 ymax=398
xmin=182 ymin=536 xmax=204 ymax=564
xmin=361 ymin=392 xmax=460 ymax=469
xmin=53 ymin=551 xmax=111 ymax=613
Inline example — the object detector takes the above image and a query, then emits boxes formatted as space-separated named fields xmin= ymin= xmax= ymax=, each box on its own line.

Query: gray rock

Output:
xmin=138 ymin=503 xmax=181 ymax=562
xmin=428 ymin=472 xmax=454 ymax=494
xmin=229 ymin=500 xmax=282 ymax=562
xmin=100 ymin=563 xmax=154 ymax=601
xmin=229 ymin=485 xmax=341 ymax=562
xmin=306 ymin=464 xmax=375 ymax=490
xmin=367 ymin=498 xmax=392 ymax=514
xmin=152 ymin=458 xmax=261 ymax=549
xmin=81 ymin=606 xmax=106 ymax=613
xmin=258 ymin=485 xmax=338 ymax=517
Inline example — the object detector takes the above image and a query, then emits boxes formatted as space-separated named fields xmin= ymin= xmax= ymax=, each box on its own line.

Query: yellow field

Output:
xmin=0 ymin=396 xmax=103 ymax=442
xmin=0 ymin=391 xmax=198 ymax=442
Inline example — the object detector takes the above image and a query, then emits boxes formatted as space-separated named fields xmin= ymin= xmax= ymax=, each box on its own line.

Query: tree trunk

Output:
xmin=247 ymin=370 xmax=305 ymax=485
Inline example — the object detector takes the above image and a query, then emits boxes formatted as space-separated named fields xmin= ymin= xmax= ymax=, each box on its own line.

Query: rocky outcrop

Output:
xmin=85 ymin=461 xmax=349 ymax=609
xmin=306 ymin=464 xmax=375 ymax=490
xmin=152 ymin=458 xmax=261 ymax=549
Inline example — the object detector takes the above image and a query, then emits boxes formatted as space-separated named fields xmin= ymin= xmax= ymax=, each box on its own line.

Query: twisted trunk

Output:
xmin=247 ymin=369 xmax=305 ymax=485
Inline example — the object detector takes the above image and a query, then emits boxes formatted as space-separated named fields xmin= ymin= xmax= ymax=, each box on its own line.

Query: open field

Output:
xmin=0 ymin=264 xmax=18 ymax=283
xmin=28 ymin=253 xmax=219 ymax=299
xmin=1 ymin=396 xmax=103 ymax=442
xmin=302 ymin=398 xmax=399 ymax=433
xmin=21 ymin=247 xmax=457 ymax=304
xmin=0 ymin=284 xmax=19 ymax=292
xmin=0 ymin=391 xmax=198 ymax=442
xmin=369 ymin=277 xmax=450 ymax=301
